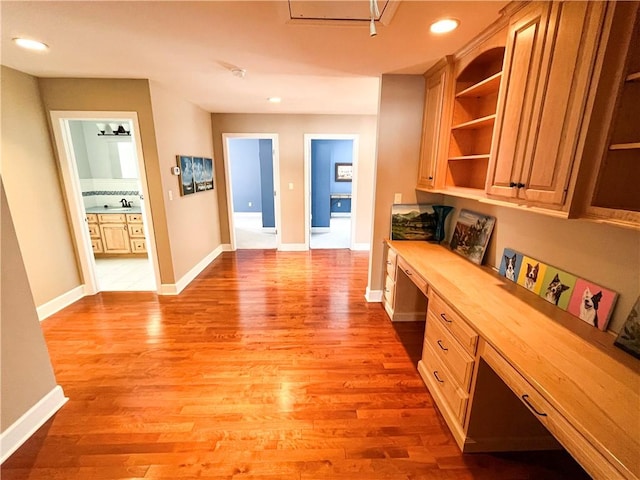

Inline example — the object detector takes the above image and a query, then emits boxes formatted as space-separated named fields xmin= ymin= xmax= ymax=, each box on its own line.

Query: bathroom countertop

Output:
xmin=85 ymin=206 xmax=142 ymax=214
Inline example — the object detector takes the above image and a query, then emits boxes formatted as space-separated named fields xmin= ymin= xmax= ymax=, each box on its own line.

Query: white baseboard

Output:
xmin=221 ymin=243 xmax=233 ymax=252
xmin=365 ymin=288 xmax=383 ymax=302
xmin=159 ymin=244 xmax=226 ymax=295
xmin=279 ymin=243 xmax=307 ymax=252
xmin=0 ymin=385 xmax=68 ymax=464
xmin=37 ymin=285 xmax=85 ymax=321
xmin=351 ymin=243 xmax=370 ymax=251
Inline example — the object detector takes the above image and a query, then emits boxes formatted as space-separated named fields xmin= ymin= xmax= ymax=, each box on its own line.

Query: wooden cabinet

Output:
xmin=570 ymin=2 xmax=640 ymax=228
xmin=417 ymin=57 xmax=453 ymax=190
xmin=86 ymin=211 xmax=147 ymax=256
xmin=444 ymin=28 xmax=506 ymax=192
xmin=382 ymin=245 xmax=427 ymax=322
xmin=487 ymin=2 xmax=607 ymax=208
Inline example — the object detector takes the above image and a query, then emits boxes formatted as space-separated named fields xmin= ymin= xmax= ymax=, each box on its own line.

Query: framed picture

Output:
xmin=499 ymin=248 xmax=523 ymax=283
xmin=449 ymin=209 xmax=495 ymax=265
xmin=516 ymin=256 xmax=547 ymax=294
xmin=390 ymin=204 xmax=453 ymax=242
xmin=566 ymin=279 xmax=618 ymax=330
xmin=177 ymin=155 xmax=195 ymax=195
xmin=335 ymin=163 xmax=352 ymax=182
xmin=614 ymin=296 xmax=640 ymax=359
xmin=193 ymin=156 xmax=206 ymax=192
xmin=203 ymin=157 xmax=214 ymax=190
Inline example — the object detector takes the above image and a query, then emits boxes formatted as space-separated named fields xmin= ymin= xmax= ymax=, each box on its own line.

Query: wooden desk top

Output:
xmin=387 ymin=240 xmax=640 ymax=479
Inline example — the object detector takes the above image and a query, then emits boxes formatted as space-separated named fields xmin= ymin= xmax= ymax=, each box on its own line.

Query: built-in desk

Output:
xmin=385 ymin=240 xmax=640 ymax=480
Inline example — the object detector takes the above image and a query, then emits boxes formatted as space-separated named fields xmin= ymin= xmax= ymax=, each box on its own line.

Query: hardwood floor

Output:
xmin=2 ymin=250 xmax=590 ymax=480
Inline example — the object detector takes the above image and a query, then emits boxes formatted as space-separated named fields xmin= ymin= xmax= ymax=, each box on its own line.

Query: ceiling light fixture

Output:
xmin=268 ymin=97 xmax=282 ymax=104
xmin=231 ymin=67 xmax=246 ymax=79
xmin=12 ymin=37 xmax=49 ymax=51
xmin=430 ymin=18 xmax=460 ymax=34
xmin=369 ymin=0 xmax=380 ymax=37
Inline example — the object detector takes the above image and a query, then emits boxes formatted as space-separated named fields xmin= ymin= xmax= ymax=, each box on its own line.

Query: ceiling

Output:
xmin=1 ymin=1 xmax=507 ymax=115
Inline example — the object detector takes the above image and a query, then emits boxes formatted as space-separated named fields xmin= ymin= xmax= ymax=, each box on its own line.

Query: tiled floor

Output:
xmin=94 ymin=257 xmax=156 ymax=291
xmin=233 ymin=212 xmax=352 ymax=249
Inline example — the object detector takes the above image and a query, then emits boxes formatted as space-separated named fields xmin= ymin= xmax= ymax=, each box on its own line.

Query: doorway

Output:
xmin=304 ymin=134 xmax=359 ymax=250
xmin=222 ymin=134 xmax=281 ymax=250
xmin=50 ymin=111 xmax=161 ymax=294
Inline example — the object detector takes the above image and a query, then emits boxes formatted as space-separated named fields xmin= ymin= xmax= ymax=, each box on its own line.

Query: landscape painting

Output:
xmin=390 ymin=204 xmax=450 ymax=242
xmin=203 ymin=158 xmax=214 ymax=190
xmin=449 ymin=210 xmax=495 ymax=265
xmin=177 ymin=155 xmax=195 ymax=195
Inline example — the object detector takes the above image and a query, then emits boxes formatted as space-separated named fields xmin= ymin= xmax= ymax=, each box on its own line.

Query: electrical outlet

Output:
xmin=394 ymin=193 xmax=402 ymax=204
xmin=168 ymin=190 xmax=173 ymax=201
xmin=248 ymin=201 xmax=252 ymax=207
xmin=337 ymin=202 xmax=341 ymax=207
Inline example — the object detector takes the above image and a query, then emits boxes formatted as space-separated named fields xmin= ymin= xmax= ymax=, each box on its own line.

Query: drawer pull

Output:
xmin=437 ymin=340 xmax=448 ymax=352
xmin=522 ymin=394 xmax=547 ymax=417
xmin=385 ymin=288 xmax=390 ymax=293
xmin=386 ymin=261 xmax=392 ymax=265
xmin=433 ymin=371 xmax=444 ymax=383
xmin=440 ymin=313 xmax=452 ymax=323
xmin=405 ymin=269 xmax=412 ymax=276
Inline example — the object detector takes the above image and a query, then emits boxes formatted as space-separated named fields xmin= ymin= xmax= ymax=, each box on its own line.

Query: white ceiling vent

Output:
xmin=287 ymin=0 xmax=400 ymax=26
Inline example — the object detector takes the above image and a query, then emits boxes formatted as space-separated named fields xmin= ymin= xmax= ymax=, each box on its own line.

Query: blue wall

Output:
xmin=229 ymin=139 xmax=261 ymax=213
xmin=311 ymin=139 xmax=353 ymax=227
xmin=259 ymin=139 xmax=275 ymax=228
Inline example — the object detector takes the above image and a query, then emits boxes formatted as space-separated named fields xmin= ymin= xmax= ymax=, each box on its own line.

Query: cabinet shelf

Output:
xmin=451 ymin=114 xmax=496 ymax=131
xmin=456 ymin=72 xmax=503 ymax=98
xmin=626 ymin=72 xmax=640 ymax=82
xmin=448 ymin=154 xmax=491 ymax=161
xmin=609 ymin=142 xmax=640 ymax=151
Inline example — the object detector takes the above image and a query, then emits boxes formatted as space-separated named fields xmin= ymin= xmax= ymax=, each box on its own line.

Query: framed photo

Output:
xmin=335 ymin=163 xmax=352 ymax=182
xmin=177 ymin=155 xmax=195 ymax=196
xmin=390 ymin=204 xmax=453 ymax=242
xmin=193 ymin=156 xmax=206 ymax=192
xmin=449 ymin=209 xmax=495 ymax=265
xmin=203 ymin=158 xmax=214 ymax=190
xmin=567 ymin=279 xmax=618 ymax=330
xmin=614 ymin=296 xmax=640 ymax=359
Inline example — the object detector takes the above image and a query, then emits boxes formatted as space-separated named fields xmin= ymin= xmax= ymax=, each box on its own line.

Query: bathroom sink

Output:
xmin=106 ymin=207 xmax=133 ymax=211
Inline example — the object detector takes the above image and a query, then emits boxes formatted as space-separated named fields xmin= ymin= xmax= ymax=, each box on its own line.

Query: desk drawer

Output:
xmin=431 ymin=292 xmax=478 ymax=355
xmin=425 ymin=312 xmax=475 ymax=391
xmin=384 ymin=275 xmax=395 ymax=304
xmin=386 ymin=249 xmax=397 ymax=279
xmin=98 ymin=213 xmax=126 ymax=223
xmin=397 ymin=256 xmax=428 ymax=295
xmin=422 ymin=341 xmax=468 ymax=425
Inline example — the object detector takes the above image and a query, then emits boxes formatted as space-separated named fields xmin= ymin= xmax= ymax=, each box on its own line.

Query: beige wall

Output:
xmin=367 ymin=74 xmax=438 ymax=292
xmin=211 ymin=113 xmax=377 ymax=246
xmin=37 ymin=77 xmax=176 ymax=283
xmin=1 ymin=66 xmax=81 ymax=305
xmin=444 ymin=197 xmax=640 ymax=333
xmin=149 ymin=82 xmax=221 ymax=280
xmin=1 ymin=181 xmax=58 ymax=430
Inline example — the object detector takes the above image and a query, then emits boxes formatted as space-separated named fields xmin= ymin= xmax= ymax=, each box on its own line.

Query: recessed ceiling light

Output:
xmin=268 ymin=97 xmax=282 ymax=103
xmin=430 ymin=18 xmax=460 ymax=34
xmin=12 ymin=37 xmax=49 ymax=51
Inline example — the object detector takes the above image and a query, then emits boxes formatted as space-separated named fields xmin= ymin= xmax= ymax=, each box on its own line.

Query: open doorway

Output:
xmin=50 ymin=111 xmax=161 ymax=294
xmin=222 ymin=134 xmax=281 ymax=250
xmin=304 ymin=134 xmax=359 ymax=250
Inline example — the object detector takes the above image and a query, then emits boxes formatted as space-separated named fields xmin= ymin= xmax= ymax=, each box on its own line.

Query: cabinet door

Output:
xmin=418 ymin=58 xmax=452 ymax=189
xmin=100 ymin=224 xmax=131 ymax=254
xmin=487 ymin=2 xmax=553 ymax=198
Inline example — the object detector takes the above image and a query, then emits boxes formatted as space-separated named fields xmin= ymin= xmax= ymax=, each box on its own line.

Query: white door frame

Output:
xmin=50 ymin=111 xmax=161 ymax=294
xmin=304 ymin=134 xmax=359 ymax=250
xmin=222 ymin=133 xmax=281 ymax=251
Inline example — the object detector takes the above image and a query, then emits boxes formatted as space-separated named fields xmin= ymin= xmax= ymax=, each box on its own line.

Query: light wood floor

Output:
xmin=2 ymin=250 xmax=590 ymax=479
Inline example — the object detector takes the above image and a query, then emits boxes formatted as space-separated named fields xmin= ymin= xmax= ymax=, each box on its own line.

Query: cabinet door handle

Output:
xmin=440 ymin=313 xmax=452 ymax=323
xmin=437 ymin=340 xmax=448 ymax=351
xmin=509 ymin=182 xmax=517 ymax=188
xmin=433 ymin=371 xmax=444 ymax=383
xmin=517 ymin=183 xmax=526 ymax=188
xmin=522 ymin=394 xmax=547 ymax=417
xmin=428 ymin=176 xmax=433 ymax=180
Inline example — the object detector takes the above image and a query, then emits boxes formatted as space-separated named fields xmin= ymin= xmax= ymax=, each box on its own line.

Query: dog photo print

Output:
xmin=499 ymin=248 xmax=522 ymax=282
xmin=566 ymin=279 xmax=618 ymax=331
xmin=516 ymin=256 xmax=547 ymax=294
xmin=539 ymin=267 xmax=577 ymax=310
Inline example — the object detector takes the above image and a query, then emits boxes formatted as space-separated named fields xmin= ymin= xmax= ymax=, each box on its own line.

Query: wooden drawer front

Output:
xmin=126 ymin=213 xmax=143 ymax=223
xmin=431 ymin=292 xmax=478 ymax=355
xmin=422 ymin=341 xmax=468 ymax=425
xmin=86 ymin=213 xmax=98 ymax=223
xmin=128 ymin=224 xmax=145 ymax=238
xmin=386 ymin=249 xmax=397 ymax=280
xmin=383 ymin=275 xmax=395 ymax=304
xmin=98 ymin=213 xmax=126 ymax=223
xmin=397 ymin=256 xmax=428 ymax=295
xmin=87 ymin=223 xmax=100 ymax=238
xmin=425 ymin=312 xmax=475 ymax=391
xmin=91 ymin=238 xmax=103 ymax=254
xmin=480 ymin=342 xmax=625 ymax=480
xmin=130 ymin=239 xmax=147 ymax=253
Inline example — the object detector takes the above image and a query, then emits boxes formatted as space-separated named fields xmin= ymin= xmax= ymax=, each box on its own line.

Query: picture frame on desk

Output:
xmin=449 ymin=209 xmax=495 ymax=265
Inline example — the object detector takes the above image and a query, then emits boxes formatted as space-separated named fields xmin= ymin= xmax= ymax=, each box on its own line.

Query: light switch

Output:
xmin=168 ymin=190 xmax=173 ymax=201
xmin=394 ymin=193 xmax=402 ymax=204
xmin=288 ymin=182 xmax=294 ymax=190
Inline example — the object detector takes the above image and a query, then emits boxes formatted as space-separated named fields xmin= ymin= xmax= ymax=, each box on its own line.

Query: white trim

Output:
xmin=159 ymin=244 xmax=226 ymax=295
xmin=304 ymin=134 xmax=359 ymax=250
xmin=222 ymin=133 xmax=281 ymax=251
xmin=351 ymin=243 xmax=370 ymax=251
xmin=0 ymin=385 xmax=68 ymax=464
xmin=221 ymin=243 xmax=233 ymax=252
xmin=311 ymin=227 xmax=331 ymax=234
xmin=37 ymin=286 xmax=84 ymax=321
xmin=365 ymin=288 xmax=383 ymax=302
xmin=49 ymin=111 xmax=161 ymax=295
xmin=278 ymin=243 xmax=307 ymax=252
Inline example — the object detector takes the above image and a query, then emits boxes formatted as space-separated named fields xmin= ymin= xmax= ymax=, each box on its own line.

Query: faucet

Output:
xmin=120 ymin=198 xmax=132 ymax=208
